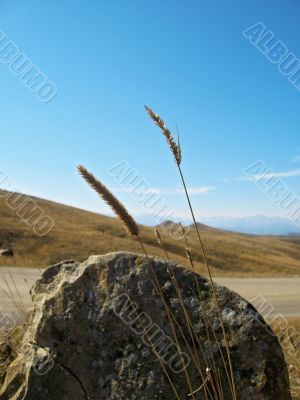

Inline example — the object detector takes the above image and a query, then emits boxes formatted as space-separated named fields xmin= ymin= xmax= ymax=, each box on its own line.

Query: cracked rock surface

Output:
xmin=0 ymin=252 xmax=291 ymax=399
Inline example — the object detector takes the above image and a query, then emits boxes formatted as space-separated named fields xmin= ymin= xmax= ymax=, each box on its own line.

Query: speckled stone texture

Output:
xmin=0 ymin=252 xmax=291 ymax=399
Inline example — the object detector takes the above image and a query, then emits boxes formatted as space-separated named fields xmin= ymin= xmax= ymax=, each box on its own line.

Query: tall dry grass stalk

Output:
xmin=125 ymin=287 xmax=182 ymax=400
xmin=146 ymin=106 xmax=237 ymax=400
xmin=77 ymin=165 xmax=205 ymax=399
xmin=154 ymin=228 xmax=215 ymax=399
xmin=136 ymin=235 xmax=198 ymax=400
xmin=180 ymin=223 xmax=229 ymax=400
xmin=181 ymin=233 xmax=227 ymax=398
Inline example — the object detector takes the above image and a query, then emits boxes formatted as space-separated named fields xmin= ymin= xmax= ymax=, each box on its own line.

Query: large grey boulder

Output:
xmin=0 ymin=252 xmax=291 ymax=399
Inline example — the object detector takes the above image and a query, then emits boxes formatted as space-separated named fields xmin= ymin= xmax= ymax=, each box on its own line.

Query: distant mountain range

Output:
xmin=199 ymin=215 xmax=300 ymax=235
xmin=137 ymin=214 xmax=300 ymax=236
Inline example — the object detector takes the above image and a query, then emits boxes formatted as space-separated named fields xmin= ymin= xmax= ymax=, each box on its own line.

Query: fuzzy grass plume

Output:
xmin=77 ymin=165 xmax=139 ymax=236
xmin=146 ymin=108 xmax=237 ymax=399
xmin=154 ymin=227 xmax=163 ymax=246
xmin=145 ymin=105 xmax=181 ymax=165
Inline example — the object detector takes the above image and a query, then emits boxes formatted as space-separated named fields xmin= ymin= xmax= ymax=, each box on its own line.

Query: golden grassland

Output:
xmin=0 ymin=191 xmax=300 ymax=276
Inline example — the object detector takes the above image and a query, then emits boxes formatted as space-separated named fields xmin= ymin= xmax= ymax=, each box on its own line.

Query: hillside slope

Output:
xmin=0 ymin=191 xmax=300 ymax=276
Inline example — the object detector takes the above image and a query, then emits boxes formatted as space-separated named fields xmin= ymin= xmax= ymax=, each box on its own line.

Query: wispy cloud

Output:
xmin=180 ymin=186 xmax=215 ymax=195
xmin=222 ymin=177 xmax=231 ymax=183
xmin=115 ymin=186 xmax=215 ymax=196
xmin=238 ymin=168 xmax=300 ymax=181
xmin=291 ymin=154 xmax=300 ymax=163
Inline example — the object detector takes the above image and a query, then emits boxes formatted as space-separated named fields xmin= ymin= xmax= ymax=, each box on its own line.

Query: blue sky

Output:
xmin=1 ymin=0 xmax=300 ymax=230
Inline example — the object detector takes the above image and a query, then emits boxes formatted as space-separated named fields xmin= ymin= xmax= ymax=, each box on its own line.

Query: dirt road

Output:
xmin=0 ymin=267 xmax=42 ymax=319
xmin=0 ymin=267 xmax=299 ymax=318
xmin=215 ymin=277 xmax=300 ymax=318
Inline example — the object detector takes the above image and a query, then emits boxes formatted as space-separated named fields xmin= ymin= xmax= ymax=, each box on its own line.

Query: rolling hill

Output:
xmin=0 ymin=190 xmax=300 ymax=276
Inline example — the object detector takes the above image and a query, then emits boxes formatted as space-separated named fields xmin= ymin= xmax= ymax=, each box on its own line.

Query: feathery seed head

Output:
xmin=185 ymin=246 xmax=192 ymax=263
xmin=177 ymin=135 xmax=182 ymax=165
xmin=154 ymin=227 xmax=163 ymax=245
xmin=145 ymin=105 xmax=182 ymax=165
xmin=77 ymin=165 xmax=139 ymax=236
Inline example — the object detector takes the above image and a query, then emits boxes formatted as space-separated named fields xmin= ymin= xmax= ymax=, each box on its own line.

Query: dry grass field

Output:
xmin=1 ymin=190 xmax=300 ymax=276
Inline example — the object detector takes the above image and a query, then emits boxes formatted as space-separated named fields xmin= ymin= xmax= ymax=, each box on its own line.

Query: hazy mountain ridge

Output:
xmin=137 ymin=213 xmax=300 ymax=235
xmin=199 ymin=215 xmax=300 ymax=235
